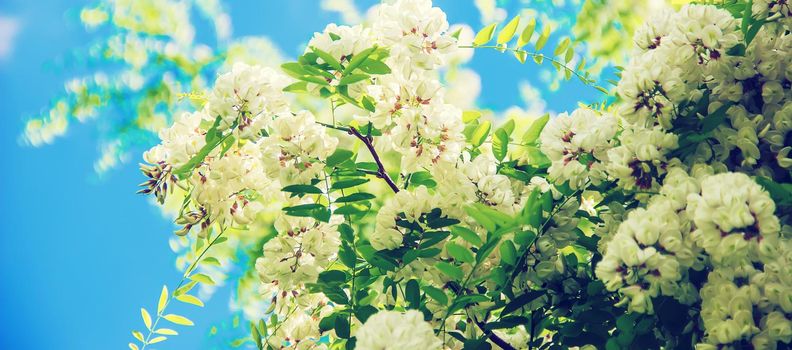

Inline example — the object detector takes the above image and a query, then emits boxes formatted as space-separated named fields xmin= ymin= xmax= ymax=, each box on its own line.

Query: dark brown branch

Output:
xmin=348 ymin=126 xmax=400 ymax=194
xmin=448 ymin=284 xmax=517 ymax=350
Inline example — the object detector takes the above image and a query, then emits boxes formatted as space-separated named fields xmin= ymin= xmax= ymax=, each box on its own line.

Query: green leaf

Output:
xmin=189 ymin=273 xmax=215 ymax=285
xmin=338 ymin=74 xmax=370 ymax=86
xmin=502 ymin=290 xmax=544 ymax=315
xmin=149 ymin=336 xmax=167 ymax=344
xmin=553 ymin=37 xmax=570 ymax=56
xmin=283 ymin=81 xmax=309 ymax=93
xmin=500 ymin=119 xmax=516 ymax=136
xmin=700 ymin=103 xmax=731 ymax=133
xmin=535 ymin=26 xmax=551 ymax=51
xmin=281 ymin=62 xmax=310 ymax=78
xmin=463 ymin=205 xmax=496 ymax=232
xmin=163 ymin=314 xmax=194 ymax=326
xmin=201 ymin=257 xmax=222 ymax=266
xmin=319 ymin=314 xmax=337 ymax=333
xmin=359 ymin=60 xmax=391 ymax=74
xmin=174 ymin=280 xmax=197 ymax=296
xmin=514 ymin=50 xmax=527 ymax=64
xmin=500 ymin=240 xmax=517 ymax=265
xmin=282 ymin=184 xmax=323 ymax=195
xmin=132 ymin=331 xmax=145 ymax=342
xmin=331 ymin=178 xmax=369 ymax=190
xmin=155 ymin=328 xmax=178 ymax=335
xmin=251 ymin=322 xmax=262 ymax=350
xmin=157 ymin=286 xmax=168 ymax=314
xmin=318 ymin=270 xmax=346 ymax=285
xmin=462 ymin=110 xmax=482 ymax=123
xmin=492 ymin=128 xmax=510 ymax=162
xmin=517 ymin=18 xmax=536 ymax=48
xmin=473 ymin=23 xmax=498 ymax=46
xmin=326 ymin=149 xmax=355 ymax=168
xmin=335 ymin=314 xmax=351 ymax=338
xmin=451 ymin=226 xmax=483 ymax=247
xmin=335 ymin=192 xmax=375 ymax=203
xmin=497 ymin=16 xmax=520 ymax=44
xmin=141 ymin=308 xmax=152 ymax=330
xmin=343 ymin=47 xmax=376 ymax=75
xmin=426 ymin=216 xmax=460 ymax=229
xmin=470 ymin=120 xmax=492 ymax=148
xmin=422 ymin=285 xmax=448 ymax=305
xmin=741 ymin=0 xmax=753 ymax=34
xmin=323 ymin=285 xmax=350 ymax=305
xmin=436 ymin=261 xmax=464 ymax=281
xmin=522 ymin=113 xmax=550 ymax=145
xmin=175 ymin=294 xmax=204 ymax=307
xmin=447 ymin=242 xmax=475 ymax=264
xmin=405 ymin=279 xmax=420 ymax=309
xmin=311 ymin=47 xmax=343 ymax=71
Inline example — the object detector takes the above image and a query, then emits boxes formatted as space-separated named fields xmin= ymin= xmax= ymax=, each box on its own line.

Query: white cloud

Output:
xmin=321 ymin=0 xmax=361 ymax=25
xmin=0 ymin=15 xmax=21 ymax=61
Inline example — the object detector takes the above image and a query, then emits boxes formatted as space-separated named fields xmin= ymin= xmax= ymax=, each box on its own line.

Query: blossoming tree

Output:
xmin=132 ymin=0 xmax=792 ymax=349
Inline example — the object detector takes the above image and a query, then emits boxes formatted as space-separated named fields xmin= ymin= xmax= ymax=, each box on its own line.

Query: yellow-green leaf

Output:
xmin=576 ymin=58 xmax=586 ymax=72
xmin=462 ymin=110 xmax=482 ymax=123
xmin=565 ymin=46 xmax=574 ymax=63
xmin=522 ymin=114 xmax=550 ymax=145
xmin=535 ymin=26 xmax=551 ymax=51
xmin=164 ymin=314 xmax=194 ymax=326
xmin=141 ymin=308 xmax=152 ymax=330
xmin=149 ymin=336 xmax=167 ymax=344
xmin=132 ymin=331 xmax=145 ymax=342
xmin=129 ymin=343 xmax=139 ymax=350
xmin=155 ymin=328 xmax=178 ymax=335
xmin=470 ymin=120 xmax=492 ymax=148
xmin=517 ymin=18 xmax=536 ymax=48
xmin=553 ymin=37 xmax=570 ymax=56
xmin=189 ymin=273 xmax=215 ymax=285
xmin=473 ymin=23 xmax=498 ymax=46
xmin=176 ymin=294 xmax=205 ymax=307
xmin=497 ymin=16 xmax=520 ymax=44
xmin=514 ymin=50 xmax=527 ymax=64
xmin=201 ymin=257 xmax=222 ymax=266
xmin=158 ymin=286 xmax=168 ymax=314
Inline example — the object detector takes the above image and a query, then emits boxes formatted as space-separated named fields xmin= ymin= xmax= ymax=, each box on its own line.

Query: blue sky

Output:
xmin=0 ymin=0 xmax=602 ymax=348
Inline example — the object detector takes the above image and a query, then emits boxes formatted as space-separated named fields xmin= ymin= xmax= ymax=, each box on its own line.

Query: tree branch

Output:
xmin=447 ymin=284 xmax=517 ymax=350
xmin=348 ymin=126 xmax=400 ymax=194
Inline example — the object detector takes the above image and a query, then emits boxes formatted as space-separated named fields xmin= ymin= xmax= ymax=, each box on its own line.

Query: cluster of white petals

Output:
xmin=355 ymin=310 xmax=442 ymax=350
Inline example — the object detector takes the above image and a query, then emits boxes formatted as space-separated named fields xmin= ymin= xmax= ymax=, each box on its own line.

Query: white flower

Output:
xmin=687 ymin=172 xmax=781 ymax=266
xmin=260 ymin=110 xmax=339 ymax=185
xmin=355 ymin=310 xmax=442 ymax=350
xmin=143 ymin=110 xmax=207 ymax=168
xmin=206 ymin=63 xmax=290 ymax=137
xmin=371 ymin=186 xmax=436 ymax=250
xmin=540 ymin=108 xmax=618 ymax=189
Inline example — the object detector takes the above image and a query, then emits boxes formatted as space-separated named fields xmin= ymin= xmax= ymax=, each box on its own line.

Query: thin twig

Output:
xmin=347 ymin=126 xmax=400 ymax=193
xmin=447 ymin=284 xmax=517 ymax=350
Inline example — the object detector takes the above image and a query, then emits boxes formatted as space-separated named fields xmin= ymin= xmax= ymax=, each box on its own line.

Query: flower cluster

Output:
xmin=133 ymin=1 xmax=792 ymax=350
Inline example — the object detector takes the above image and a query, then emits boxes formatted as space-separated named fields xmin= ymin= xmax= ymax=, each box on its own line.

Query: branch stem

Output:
xmin=347 ymin=126 xmax=400 ymax=193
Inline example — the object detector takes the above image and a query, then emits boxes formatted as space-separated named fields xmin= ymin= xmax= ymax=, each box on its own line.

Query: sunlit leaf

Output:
xmin=535 ymin=26 xmax=551 ymax=51
xmin=157 ymin=286 xmax=168 ymax=314
xmin=189 ymin=273 xmax=215 ymax=285
xmin=176 ymin=294 xmax=205 ymax=307
xmin=163 ymin=314 xmax=194 ymax=326
xmin=473 ymin=23 xmax=498 ymax=46
xmin=517 ymin=18 xmax=536 ymax=48
xmin=497 ymin=16 xmax=520 ymax=44
xmin=141 ymin=308 xmax=152 ymax=330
